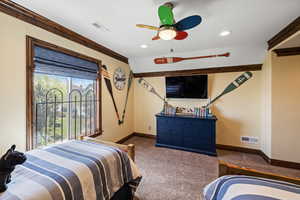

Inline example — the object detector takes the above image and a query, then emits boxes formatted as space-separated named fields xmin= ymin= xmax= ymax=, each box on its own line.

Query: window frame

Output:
xmin=26 ymin=36 xmax=102 ymax=150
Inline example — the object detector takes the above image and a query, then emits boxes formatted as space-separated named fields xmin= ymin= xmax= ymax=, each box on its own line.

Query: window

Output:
xmin=26 ymin=36 xmax=102 ymax=150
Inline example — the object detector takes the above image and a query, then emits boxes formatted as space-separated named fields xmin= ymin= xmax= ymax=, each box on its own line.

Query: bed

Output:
xmin=203 ymin=160 xmax=300 ymax=200
xmin=0 ymin=137 xmax=141 ymax=200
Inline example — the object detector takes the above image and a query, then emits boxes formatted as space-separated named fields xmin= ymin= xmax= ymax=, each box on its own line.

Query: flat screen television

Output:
xmin=166 ymin=75 xmax=208 ymax=99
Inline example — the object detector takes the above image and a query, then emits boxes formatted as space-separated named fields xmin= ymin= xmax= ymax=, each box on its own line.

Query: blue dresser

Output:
xmin=155 ymin=113 xmax=217 ymax=156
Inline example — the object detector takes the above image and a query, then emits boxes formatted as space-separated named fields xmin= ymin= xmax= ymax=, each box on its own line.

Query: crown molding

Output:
xmin=133 ymin=64 xmax=262 ymax=78
xmin=268 ymin=16 xmax=300 ymax=50
xmin=0 ymin=0 xmax=128 ymax=64
xmin=274 ymin=47 xmax=300 ymax=57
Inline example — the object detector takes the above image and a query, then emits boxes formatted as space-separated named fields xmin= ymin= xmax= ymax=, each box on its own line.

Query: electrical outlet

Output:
xmin=241 ymin=136 xmax=259 ymax=144
xmin=148 ymin=126 xmax=152 ymax=131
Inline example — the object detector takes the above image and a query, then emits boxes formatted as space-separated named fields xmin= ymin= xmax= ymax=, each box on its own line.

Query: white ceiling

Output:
xmin=12 ymin=0 xmax=300 ymax=72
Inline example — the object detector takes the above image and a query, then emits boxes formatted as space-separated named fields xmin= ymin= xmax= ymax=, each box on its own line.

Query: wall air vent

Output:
xmin=241 ymin=136 xmax=259 ymax=144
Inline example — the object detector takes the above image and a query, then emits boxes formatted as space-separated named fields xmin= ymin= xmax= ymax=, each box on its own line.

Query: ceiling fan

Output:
xmin=136 ymin=2 xmax=202 ymax=41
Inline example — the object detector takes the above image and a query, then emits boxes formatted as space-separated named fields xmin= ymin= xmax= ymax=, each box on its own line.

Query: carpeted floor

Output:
xmin=123 ymin=136 xmax=300 ymax=200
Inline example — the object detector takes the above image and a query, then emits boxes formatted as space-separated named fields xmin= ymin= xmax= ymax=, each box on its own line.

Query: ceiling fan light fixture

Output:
xmin=158 ymin=26 xmax=177 ymax=40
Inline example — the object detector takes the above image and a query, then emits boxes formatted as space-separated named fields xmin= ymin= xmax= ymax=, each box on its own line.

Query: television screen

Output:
xmin=166 ymin=75 xmax=208 ymax=99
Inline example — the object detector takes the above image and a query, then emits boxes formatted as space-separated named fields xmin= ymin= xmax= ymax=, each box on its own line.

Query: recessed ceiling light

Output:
xmin=219 ymin=30 xmax=231 ymax=37
xmin=140 ymin=44 xmax=148 ymax=48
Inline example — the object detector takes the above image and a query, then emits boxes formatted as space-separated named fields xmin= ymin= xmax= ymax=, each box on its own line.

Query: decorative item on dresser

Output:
xmin=156 ymin=113 xmax=217 ymax=156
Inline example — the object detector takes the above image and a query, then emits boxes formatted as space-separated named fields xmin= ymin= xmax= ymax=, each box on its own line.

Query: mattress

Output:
xmin=203 ymin=175 xmax=300 ymax=200
xmin=0 ymin=140 xmax=141 ymax=200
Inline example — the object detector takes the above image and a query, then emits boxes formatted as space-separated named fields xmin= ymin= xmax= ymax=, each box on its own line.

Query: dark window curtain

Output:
xmin=34 ymin=45 xmax=99 ymax=80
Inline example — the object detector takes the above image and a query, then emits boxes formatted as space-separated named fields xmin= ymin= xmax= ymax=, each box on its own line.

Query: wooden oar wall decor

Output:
xmin=137 ymin=78 xmax=175 ymax=112
xmin=102 ymin=66 xmax=134 ymax=125
xmin=205 ymin=71 xmax=253 ymax=108
xmin=120 ymin=70 xmax=134 ymax=124
xmin=154 ymin=52 xmax=230 ymax=64
xmin=102 ymin=65 xmax=122 ymax=125
xmin=138 ymin=78 xmax=167 ymax=104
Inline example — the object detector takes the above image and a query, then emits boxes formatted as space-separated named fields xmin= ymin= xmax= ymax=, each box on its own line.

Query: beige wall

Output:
xmin=271 ymin=54 xmax=300 ymax=163
xmin=259 ymin=31 xmax=300 ymax=163
xmin=134 ymin=71 xmax=263 ymax=149
xmin=133 ymin=31 xmax=300 ymax=163
xmin=260 ymin=53 xmax=273 ymax=157
xmin=1 ymin=9 xmax=300 ymax=164
xmin=0 ymin=12 xmax=134 ymax=153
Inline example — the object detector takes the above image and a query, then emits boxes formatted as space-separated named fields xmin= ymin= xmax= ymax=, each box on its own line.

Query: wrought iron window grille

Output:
xmin=34 ymin=88 xmax=99 ymax=148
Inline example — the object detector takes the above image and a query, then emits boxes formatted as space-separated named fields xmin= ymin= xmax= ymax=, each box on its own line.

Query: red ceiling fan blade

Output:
xmin=152 ymin=35 xmax=160 ymax=40
xmin=174 ymin=31 xmax=188 ymax=40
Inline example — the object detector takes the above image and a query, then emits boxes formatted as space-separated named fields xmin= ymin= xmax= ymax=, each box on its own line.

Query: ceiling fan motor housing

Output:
xmin=163 ymin=2 xmax=174 ymax=9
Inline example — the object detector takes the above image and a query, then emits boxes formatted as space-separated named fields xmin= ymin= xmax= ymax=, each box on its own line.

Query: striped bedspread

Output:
xmin=0 ymin=140 xmax=141 ymax=200
xmin=203 ymin=175 xmax=300 ymax=200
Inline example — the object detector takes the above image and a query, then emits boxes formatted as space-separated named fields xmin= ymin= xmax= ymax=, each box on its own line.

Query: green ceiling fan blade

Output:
xmin=158 ymin=5 xmax=174 ymax=25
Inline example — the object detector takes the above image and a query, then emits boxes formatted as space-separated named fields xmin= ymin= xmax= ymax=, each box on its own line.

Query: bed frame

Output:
xmin=219 ymin=160 xmax=300 ymax=185
xmin=79 ymin=136 xmax=135 ymax=161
